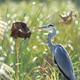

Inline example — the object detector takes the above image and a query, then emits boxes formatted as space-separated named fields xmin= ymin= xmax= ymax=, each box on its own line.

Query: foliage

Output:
xmin=0 ymin=0 xmax=80 ymax=80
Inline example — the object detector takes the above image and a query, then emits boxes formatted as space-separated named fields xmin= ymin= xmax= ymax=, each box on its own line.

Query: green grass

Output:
xmin=0 ymin=0 xmax=80 ymax=80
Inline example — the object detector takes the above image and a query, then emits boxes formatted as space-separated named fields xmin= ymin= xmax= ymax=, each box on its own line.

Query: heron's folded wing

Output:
xmin=54 ymin=46 xmax=74 ymax=77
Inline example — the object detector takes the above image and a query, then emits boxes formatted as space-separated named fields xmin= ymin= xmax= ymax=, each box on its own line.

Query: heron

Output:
xmin=38 ymin=24 xmax=76 ymax=80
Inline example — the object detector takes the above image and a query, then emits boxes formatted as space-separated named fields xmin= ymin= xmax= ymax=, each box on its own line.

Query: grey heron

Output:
xmin=38 ymin=24 xmax=76 ymax=80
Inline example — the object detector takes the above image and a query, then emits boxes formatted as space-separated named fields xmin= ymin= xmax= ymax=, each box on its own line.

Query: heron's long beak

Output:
xmin=37 ymin=26 xmax=47 ymax=29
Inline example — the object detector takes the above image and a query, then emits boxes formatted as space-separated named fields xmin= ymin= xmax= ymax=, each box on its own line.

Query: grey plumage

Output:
xmin=38 ymin=24 xmax=76 ymax=80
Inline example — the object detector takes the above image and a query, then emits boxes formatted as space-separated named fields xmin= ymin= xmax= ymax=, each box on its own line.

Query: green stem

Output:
xmin=15 ymin=38 xmax=19 ymax=80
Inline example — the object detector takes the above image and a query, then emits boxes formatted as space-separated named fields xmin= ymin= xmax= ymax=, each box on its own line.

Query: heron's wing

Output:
xmin=54 ymin=46 xmax=74 ymax=78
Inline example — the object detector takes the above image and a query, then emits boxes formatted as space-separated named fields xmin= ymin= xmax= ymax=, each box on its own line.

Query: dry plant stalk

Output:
xmin=10 ymin=21 xmax=31 ymax=80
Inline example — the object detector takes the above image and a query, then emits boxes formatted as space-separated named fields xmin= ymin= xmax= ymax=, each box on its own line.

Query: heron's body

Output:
xmin=38 ymin=24 xmax=76 ymax=80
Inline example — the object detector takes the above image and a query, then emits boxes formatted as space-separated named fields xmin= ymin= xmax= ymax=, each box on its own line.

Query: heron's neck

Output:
xmin=47 ymin=28 xmax=56 ymax=47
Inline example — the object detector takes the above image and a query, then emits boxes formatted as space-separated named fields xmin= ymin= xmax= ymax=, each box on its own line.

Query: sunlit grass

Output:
xmin=0 ymin=0 xmax=80 ymax=80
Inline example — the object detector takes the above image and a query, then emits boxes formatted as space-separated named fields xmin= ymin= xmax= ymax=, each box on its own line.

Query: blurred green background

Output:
xmin=0 ymin=0 xmax=80 ymax=80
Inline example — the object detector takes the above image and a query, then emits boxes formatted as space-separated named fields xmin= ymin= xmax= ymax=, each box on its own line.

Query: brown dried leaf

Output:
xmin=59 ymin=11 xmax=73 ymax=24
xmin=44 ymin=55 xmax=56 ymax=67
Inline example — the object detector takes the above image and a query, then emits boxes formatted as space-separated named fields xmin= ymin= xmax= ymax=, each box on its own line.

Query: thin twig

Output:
xmin=15 ymin=38 xmax=19 ymax=80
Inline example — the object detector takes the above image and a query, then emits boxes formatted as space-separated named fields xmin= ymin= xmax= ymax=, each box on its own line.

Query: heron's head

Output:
xmin=38 ymin=24 xmax=55 ymax=31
